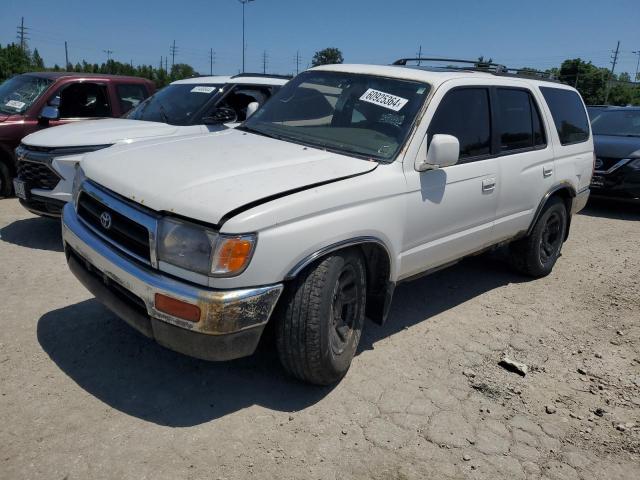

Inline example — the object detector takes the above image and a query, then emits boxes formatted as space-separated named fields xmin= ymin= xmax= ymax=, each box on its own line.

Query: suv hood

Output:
xmin=594 ymin=134 xmax=640 ymax=159
xmin=22 ymin=118 xmax=180 ymax=148
xmin=82 ymin=129 xmax=378 ymax=226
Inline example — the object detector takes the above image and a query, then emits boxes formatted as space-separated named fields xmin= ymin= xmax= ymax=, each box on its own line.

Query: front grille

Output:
xmin=77 ymin=192 xmax=151 ymax=262
xmin=17 ymin=160 xmax=60 ymax=189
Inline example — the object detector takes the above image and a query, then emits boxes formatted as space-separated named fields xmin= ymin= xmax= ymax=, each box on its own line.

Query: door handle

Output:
xmin=482 ymin=178 xmax=496 ymax=192
xmin=543 ymin=166 xmax=553 ymax=178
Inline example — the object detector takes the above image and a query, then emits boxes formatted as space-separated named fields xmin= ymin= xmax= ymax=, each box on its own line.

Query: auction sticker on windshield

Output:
xmin=359 ymin=89 xmax=408 ymax=112
xmin=191 ymin=86 xmax=216 ymax=94
xmin=5 ymin=100 xmax=26 ymax=110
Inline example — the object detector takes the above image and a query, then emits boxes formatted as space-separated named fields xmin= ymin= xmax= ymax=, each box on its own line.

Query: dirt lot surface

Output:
xmin=1 ymin=197 xmax=639 ymax=480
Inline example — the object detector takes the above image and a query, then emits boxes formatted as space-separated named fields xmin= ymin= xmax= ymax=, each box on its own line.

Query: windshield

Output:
xmin=591 ymin=110 xmax=640 ymax=137
xmin=0 ymin=75 xmax=53 ymax=115
xmin=126 ymin=83 xmax=224 ymax=125
xmin=243 ymin=71 xmax=430 ymax=161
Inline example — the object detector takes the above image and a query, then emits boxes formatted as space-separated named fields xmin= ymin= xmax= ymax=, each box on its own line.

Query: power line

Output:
xmin=294 ymin=50 xmax=301 ymax=75
xmin=604 ymin=40 xmax=620 ymax=104
xmin=16 ymin=17 xmax=30 ymax=51
xmin=170 ymin=40 xmax=177 ymax=68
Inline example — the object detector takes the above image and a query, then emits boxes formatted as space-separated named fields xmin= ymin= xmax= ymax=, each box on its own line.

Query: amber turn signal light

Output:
xmin=154 ymin=293 xmax=201 ymax=322
xmin=213 ymin=236 xmax=255 ymax=274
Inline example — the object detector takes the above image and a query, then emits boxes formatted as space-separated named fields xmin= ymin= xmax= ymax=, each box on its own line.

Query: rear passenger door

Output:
xmin=401 ymin=85 xmax=500 ymax=278
xmin=491 ymin=86 xmax=554 ymax=241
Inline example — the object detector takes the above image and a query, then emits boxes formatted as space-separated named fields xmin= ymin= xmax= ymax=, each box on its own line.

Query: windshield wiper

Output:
xmin=237 ymin=125 xmax=283 ymax=140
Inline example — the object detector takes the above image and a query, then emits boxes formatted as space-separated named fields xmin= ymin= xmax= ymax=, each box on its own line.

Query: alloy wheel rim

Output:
xmin=539 ymin=212 xmax=562 ymax=264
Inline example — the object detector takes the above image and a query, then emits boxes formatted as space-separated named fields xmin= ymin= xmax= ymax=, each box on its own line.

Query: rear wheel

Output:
xmin=509 ymin=197 xmax=567 ymax=277
xmin=276 ymin=249 xmax=366 ymax=385
xmin=0 ymin=161 xmax=12 ymax=197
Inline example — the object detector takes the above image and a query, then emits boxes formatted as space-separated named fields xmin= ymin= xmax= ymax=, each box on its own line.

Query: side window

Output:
xmin=116 ymin=84 xmax=148 ymax=114
xmin=539 ymin=87 xmax=589 ymax=145
xmin=58 ymin=82 xmax=111 ymax=118
xmin=495 ymin=88 xmax=546 ymax=152
xmin=217 ymin=86 xmax=272 ymax=122
xmin=428 ymin=88 xmax=491 ymax=161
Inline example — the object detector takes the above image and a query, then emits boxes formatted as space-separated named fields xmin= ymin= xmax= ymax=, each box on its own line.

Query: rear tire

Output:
xmin=276 ymin=249 xmax=366 ymax=385
xmin=0 ymin=161 xmax=12 ymax=197
xmin=509 ymin=197 xmax=567 ymax=278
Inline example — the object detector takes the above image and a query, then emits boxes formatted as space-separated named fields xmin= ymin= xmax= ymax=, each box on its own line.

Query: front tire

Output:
xmin=509 ymin=197 xmax=568 ymax=277
xmin=276 ymin=249 xmax=367 ymax=385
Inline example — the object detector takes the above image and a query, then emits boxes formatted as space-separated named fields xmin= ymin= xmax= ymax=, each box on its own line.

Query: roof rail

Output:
xmin=231 ymin=72 xmax=293 ymax=80
xmin=393 ymin=57 xmax=508 ymax=73
xmin=392 ymin=57 xmax=560 ymax=82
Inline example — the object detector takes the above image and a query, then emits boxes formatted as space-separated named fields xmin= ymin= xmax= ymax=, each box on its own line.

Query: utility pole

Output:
xmin=294 ymin=50 xmax=301 ymax=75
xmin=237 ymin=0 xmax=255 ymax=73
xmin=633 ymin=50 xmax=640 ymax=82
xmin=160 ymin=55 xmax=163 ymax=72
xmin=165 ymin=57 xmax=168 ymax=73
xmin=64 ymin=41 xmax=69 ymax=70
xmin=262 ymin=50 xmax=268 ymax=74
xmin=170 ymin=40 xmax=177 ymax=69
xmin=416 ymin=45 xmax=422 ymax=66
xmin=604 ymin=40 xmax=620 ymax=104
xmin=210 ymin=48 xmax=215 ymax=75
xmin=103 ymin=49 xmax=113 ymax=61
xmin=16 ymin=17 xmax=29 ymax=51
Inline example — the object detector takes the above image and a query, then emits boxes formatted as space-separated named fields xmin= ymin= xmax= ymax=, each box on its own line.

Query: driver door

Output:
xmin=400 ymin=84 xmax=499 ymax=279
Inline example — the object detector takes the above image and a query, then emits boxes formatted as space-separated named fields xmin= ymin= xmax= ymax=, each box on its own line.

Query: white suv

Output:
xmin=61 ymin=60 xmax=593 ymax=385
xmin=15 ymin=74 xmax=288 ymax=216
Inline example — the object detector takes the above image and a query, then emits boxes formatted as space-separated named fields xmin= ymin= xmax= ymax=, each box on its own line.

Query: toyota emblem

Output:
xmin=100 ymin=211 xmax=112 ymax=230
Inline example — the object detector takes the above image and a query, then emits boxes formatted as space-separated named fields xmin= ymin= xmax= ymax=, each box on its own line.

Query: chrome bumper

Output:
xmin=61 ymin=203 xmax=283 ymax=360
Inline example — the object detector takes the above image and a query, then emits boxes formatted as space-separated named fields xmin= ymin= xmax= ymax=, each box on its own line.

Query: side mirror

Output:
xmin=415 ymin=134 xmax=460 ymax=172
xmin=202 ymin=106 xmax=238 ymax=125
xmin=245 ymin=101 xmax=260 ymax=119
xmin=40 ymin=105 xmax=60 ymax=121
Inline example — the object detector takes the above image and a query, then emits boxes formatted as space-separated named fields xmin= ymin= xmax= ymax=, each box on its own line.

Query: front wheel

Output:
xmin=509 ymin=197 xmax=568 ymax=278
xmin=276 ymin=249 xmax=367 ymax=385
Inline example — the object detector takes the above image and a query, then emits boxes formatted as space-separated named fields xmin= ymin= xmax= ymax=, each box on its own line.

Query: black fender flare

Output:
xmin=527 ymin=182 xmax=576 ymax=238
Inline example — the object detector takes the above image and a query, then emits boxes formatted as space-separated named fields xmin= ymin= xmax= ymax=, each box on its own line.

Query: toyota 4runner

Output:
xmin=61 ymin=59 xmax=593 ymax=385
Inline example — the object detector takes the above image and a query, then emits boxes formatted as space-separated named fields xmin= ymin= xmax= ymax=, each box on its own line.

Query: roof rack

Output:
xmin=393 ymin=57 xmax=508 ymax=73
xmin=392 ymin=57 xmax=559 ymax=82
xmin=231 ymin=72 xmax=293 ymax=80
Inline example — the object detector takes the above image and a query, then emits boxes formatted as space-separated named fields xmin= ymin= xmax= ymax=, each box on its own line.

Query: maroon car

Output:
xmin=0 ymin=72 xmax=155 ymax=196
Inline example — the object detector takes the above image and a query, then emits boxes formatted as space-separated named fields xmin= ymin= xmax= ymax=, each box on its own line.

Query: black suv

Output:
xmin=588 ymin=106 xmax=640 ymax=200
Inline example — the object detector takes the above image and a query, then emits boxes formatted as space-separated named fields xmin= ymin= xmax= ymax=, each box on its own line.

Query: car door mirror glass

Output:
xmin=416 ymin=134 xmax=460 ymax=171
xmin=40 ymin=105 xmax=60 ymax=121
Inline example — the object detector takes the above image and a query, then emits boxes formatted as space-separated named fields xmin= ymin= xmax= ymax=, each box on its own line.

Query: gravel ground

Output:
xmin=1 ymin=197 xmax=639 ymax=480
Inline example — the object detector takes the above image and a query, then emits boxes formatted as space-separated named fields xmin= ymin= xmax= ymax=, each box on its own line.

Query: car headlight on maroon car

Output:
xmin=157 ymin=216 xmax=256 ymax=276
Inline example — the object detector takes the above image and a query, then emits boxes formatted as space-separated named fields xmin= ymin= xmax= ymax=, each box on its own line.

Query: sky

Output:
xmin=1 ymin=0 xmax=639 ymax=77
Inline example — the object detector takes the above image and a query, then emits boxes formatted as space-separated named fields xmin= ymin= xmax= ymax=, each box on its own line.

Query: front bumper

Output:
xmin=19 ymin=194 xmax=67 ymax=217
xmin=590 ymin=166 xmax=640 ymax=200
xmin=62 ymin=203 xmax=283 ymax=361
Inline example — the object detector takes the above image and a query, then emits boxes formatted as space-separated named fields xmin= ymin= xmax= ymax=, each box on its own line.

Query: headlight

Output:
xmin=628 ymin=158 xmax=640 ymax=170
xmin=157 ymin=216 xmax=256 ymax=276
xmin=71 ymin=166 xmax=86 ymax=205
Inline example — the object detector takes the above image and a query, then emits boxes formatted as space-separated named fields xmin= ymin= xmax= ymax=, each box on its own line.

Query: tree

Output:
xmin=170 ymin=63 xmax=197 ymax=81
xmin=311 ymin=48 xmax=343 ymax=67
xmin=31 ymin=49 xmax=44 ymax=69
xmin=558 ymin=59 xmax=608 ymax=105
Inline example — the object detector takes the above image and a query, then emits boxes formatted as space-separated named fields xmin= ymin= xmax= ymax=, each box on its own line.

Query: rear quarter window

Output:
xmin=540 ymin=87 xmax=589 ymax=145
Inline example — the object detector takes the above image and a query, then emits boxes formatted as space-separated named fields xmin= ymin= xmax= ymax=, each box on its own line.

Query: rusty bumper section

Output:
xmin=61 ymin=203 xmax=283 ymax=361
